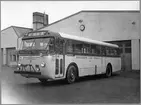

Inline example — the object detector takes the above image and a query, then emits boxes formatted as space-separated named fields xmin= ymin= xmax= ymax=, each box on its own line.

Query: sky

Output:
xmin=1 ymin=1 xmax=140 ymax=30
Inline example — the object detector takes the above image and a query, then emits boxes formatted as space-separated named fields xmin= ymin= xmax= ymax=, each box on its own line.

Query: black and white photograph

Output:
xmin=1 ymin=1 xmax=140 ymax=104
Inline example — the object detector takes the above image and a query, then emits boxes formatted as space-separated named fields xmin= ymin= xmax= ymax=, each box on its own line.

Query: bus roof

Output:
xmin=23 ymin=30 xmax=118 ymax=48
xmin=59 ymin=32 xmax=119 ymax=48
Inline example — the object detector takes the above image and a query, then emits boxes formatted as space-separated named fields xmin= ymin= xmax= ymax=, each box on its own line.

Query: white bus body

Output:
xmin=14 ymin=30 xmax=121 ymax=83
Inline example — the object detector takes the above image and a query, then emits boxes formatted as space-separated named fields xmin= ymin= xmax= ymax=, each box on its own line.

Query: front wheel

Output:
xmin=66 ymin=65 xmax=77 ymax=84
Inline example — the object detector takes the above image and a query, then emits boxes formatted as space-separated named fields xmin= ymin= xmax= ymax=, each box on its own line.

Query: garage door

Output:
xmin=107 ymin=40 xmax=131 ymax=71
xmin=6 ymin=47 xmax=16 ymax=66
xmin=1 ymin=48 xmax=3 ymax=65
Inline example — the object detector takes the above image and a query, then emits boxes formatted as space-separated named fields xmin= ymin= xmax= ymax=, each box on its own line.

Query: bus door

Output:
xmin=55 ymin=38 xmax=65 ymax=78
xmin=55 ymin=55 xmax=64 ymax=78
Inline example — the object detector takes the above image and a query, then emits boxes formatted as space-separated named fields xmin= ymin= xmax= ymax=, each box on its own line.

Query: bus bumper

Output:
xmin=14 ymin=71 xmax=41 ymax=75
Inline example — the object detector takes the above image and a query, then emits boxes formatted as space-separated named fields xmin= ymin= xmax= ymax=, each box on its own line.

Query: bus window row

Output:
xmin=66 ymin=40 xmax=120 ymax=56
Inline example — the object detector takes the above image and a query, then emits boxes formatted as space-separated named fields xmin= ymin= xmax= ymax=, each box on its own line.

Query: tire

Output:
xmin=66 ymin=65 xmax=77 ymax=84
xmin=105 ymin=64 xmax=112 ymax=77
xmin=38 ymin=78 xmax=48 ymax=84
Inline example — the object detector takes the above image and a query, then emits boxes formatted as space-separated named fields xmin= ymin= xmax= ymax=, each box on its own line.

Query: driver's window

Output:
xmin=48 ymin=38 xmax=54 ymax=52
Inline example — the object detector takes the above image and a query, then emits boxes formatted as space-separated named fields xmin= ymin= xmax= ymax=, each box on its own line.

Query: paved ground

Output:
xmin=1 ymin=66 xmax=140 ymax=104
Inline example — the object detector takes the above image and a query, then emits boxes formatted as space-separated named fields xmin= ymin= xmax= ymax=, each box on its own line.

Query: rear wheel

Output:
xmin=105 ymin=64 xmax=112 ymax=77
xmin=66 ymin=65 xmax=77 ymax=84
xmin=38 ymin=78 xmax=48 ymax=84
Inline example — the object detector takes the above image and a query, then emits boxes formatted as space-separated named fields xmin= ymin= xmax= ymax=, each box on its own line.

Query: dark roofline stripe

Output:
xmin=1 ymin=25 xmax=32 ymax=32
xmin=81 ymin=10 xmax=140 ymax=13
xmin=12 ymin=26 xmax=33 ymax=30
xmin=1 ymin=26 xmax=13 ymax=32
xmin=37 ymin=10 xmax=140 ymax=31
xmin=12 ymin=26 xmax=19 ymax=37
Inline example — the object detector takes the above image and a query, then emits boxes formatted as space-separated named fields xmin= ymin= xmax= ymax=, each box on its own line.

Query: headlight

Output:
xmin=19 ymin=56 xmax=23 ymax=60
xmin=18 ymin=63 xmax=21 ymax=66
xmin=41 ymin=62 xmax=46 ymax=67
xmin=36 ymin=68 xmax=40 ymax=71
xmin=17 ymin=67 xmax=20 ymax=70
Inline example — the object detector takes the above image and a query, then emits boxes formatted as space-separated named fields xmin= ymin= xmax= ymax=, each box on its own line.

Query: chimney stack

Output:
xmin=33 ymin=12 xmax=48 ymax=30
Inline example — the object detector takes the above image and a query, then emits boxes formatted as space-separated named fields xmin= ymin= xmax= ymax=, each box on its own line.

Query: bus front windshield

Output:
xmin=22 ymin=37 xmax=54 ymax=52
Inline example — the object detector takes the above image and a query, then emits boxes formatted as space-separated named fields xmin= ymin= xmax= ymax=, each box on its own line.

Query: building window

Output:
xmin=10 ymin=54 xmax=16 ymax=62
xmin=13 ymin=55 xmax=16 ymax=61
xmin=125 ymin=48 xmax=131 ymax=53
xmin=125 ymin=41 xmax=131 ymax=47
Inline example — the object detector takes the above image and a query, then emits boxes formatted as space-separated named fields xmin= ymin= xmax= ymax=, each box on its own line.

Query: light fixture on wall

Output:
xmin=132 ymin=21 xmax=136 ymax=25
xmin=78 ymin=19 xmax=83 ymax=23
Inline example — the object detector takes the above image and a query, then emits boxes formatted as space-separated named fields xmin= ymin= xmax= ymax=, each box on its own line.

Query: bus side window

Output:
xmin=106 ymin=47 xmax=110 ymax=56
xmin=83 ymin=43 xmax=91 ymax=54
xmin=49 ymin=38 xmax=54 ymax=53
xmin=74 ymin=41 xmax=83 ymax=54
xmin=95 ymin=45 xmax=101 ymax=55
xmin=66 ymin=40 xmax=73 ymax=53
xmin=110 ymin=48 xmax=114 ymax=56
xmin=101 ymin=46 xmax=106 ymax=55
xmin=91 ymin=44 xmax=96 ymax=55
xmin=106 ymin=47 xmax=116 ymax=56
xmin=108 ymin=48 xmax=113 ymax=56
xmin=113 ymin=48 xmax=117 ymax=56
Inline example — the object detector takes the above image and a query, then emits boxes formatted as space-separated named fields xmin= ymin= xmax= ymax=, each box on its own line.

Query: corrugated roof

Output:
xmin=12 ymin=26 xmax=33 ymax=37
xmin=1 ymin=26 xmax=33 ymax=37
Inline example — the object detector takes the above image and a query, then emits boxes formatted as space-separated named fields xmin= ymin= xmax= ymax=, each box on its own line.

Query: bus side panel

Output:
xmin=99 ymin=57 xmax=106 ymax=74
xmin=65 ymin=55 xmax=97 ymax=77
xmin=64 ymin=55 xmax=75 ymax=77
xmin=105 ymin=57 xmax=121 ymax=72
xmin=74 ymin=55 xmax=95 ymax=77
xmin=90 ymin=56 xmax=102 ymax=75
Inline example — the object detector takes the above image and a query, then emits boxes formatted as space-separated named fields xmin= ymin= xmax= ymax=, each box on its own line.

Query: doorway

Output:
xmin=107 ymin=40 xmax=131 ymax=71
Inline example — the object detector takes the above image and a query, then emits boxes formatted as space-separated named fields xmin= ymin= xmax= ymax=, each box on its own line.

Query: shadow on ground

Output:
xmin=18 ymin=72 xmax=120 ymax=87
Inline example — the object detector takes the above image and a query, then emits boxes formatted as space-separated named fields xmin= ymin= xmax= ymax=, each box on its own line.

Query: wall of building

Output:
xmin=131 ymin=39 xmax=140 ymax=70
xmin=40 ymin=12 xmax=139 ymax=41
xmin=1 ymin=27 xmax=18 ymax=65
xmin=1 ymin=48 xmax=3 ymax=65
xmin=1 ymin=27 xmax=18 ymax=48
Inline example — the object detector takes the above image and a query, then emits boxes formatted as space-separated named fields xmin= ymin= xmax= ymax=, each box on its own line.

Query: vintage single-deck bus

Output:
xmin=14 ymin=30 xmax=121 ymax=84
